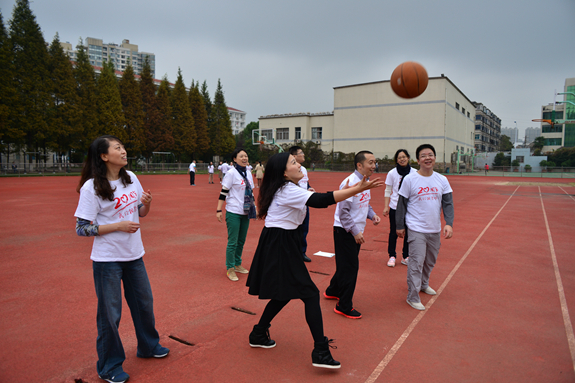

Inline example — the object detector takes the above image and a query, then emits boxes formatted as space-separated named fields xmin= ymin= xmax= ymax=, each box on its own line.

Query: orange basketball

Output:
xmin=390 ymin=61 xmax=428 ymax=99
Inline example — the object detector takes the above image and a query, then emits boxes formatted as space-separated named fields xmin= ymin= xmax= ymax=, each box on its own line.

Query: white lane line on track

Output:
xmin=558 ymin=186 xmax=575 ymax=202
xmin=364 ymin=185 xmax=520 ymax=383
xmin=539 ymin=186 xmax=575 ymax=373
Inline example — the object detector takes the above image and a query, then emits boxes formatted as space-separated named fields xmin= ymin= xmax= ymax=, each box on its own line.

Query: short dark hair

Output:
xmin=354 ymin=150 xmax=373 ymax=170
xmin=394 ymin=149 xmax=410 ymax=163
xmin=416 ymin=144 xmax=436 ymax=159
xmin=289 ymin=146 xmax=303 ymax=156
xmin=231 ymin=148 xmax=247 ymax=162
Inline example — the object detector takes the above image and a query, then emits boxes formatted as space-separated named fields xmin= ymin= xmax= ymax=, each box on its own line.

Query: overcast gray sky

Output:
xmin=2 ymin=0 xmax=574 ymax=138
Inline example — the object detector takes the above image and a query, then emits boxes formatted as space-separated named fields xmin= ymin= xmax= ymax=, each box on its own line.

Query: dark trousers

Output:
xmin=326 ymin=226 xmax=361 ymax=312
xmin=388 ymin=208 xmax=409 ymax=259
xmin=189 ymin=171 xmax=195 ymax=185
xmin=258 ymin=294 xmax=324 ymax=342
xmin=299 ymin=206 xmax=310 ymax=255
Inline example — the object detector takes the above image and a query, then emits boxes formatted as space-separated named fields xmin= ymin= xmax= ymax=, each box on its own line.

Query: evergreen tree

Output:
xmin=97 ymin=60 xmax=126 ymax=142
xmin=154 ymin=77 xmax=175 ymax=154
xmin=9 ymin=0 xmax=53 ymax=167
xmin=119 ymin=61 xmax=145 ymax=156
xmin=200 ymin=80 xmax=212 ymax=119
xmin=74 ymin=39 xmax=99 ymax=155
xmin=139 ymin=56 xmax=164 ymax=158
xmin=0 ymin=11 xmax=20 ymax=165
xmin=170 ymin=68 xmax=196 ymax=159
xmin=209 ymin=79 xmax=235 ymax=156
xmin=189 ymin=81 xmax=210 ymax=157
xmin=47 ymin=32 xmax=81 ymax=164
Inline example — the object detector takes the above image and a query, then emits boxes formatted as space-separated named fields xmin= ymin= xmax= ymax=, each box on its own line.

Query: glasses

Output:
xmin=419 ymin=154 xmax=435 ymax=159
xmin=397 ymin=156 xmax=408 ymax=160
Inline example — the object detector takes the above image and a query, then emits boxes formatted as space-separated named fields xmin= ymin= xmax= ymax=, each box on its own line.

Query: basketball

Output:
xmin=390 ymin=61 xmax=428 ymax=99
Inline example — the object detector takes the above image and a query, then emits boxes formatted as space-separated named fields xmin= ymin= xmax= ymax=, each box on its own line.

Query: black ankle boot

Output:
xmin=312 ymin=337 xmax=341 ymax=369
xmin=249 ymin=324 xmax=276 ymax=348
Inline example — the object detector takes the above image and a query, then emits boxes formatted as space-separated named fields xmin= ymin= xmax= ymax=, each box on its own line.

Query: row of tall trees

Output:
xmin=0 ymin=0 xmax=235 ymax=167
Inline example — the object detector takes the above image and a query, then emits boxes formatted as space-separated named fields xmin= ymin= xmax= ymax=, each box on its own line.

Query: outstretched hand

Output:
xmin=354 ymin=176 xmax=385 ymax=191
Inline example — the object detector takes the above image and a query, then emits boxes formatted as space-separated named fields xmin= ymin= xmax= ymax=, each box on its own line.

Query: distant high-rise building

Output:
xmin=60 ymin=38 xmax=155 ymax=78
xmin=228 ymin=107 xmax=246 ymax=135
xmin=473 ymin=102 xmax=501 ymax=152
xmin=524 ymin=127 xmax=541 ymax=145
xmin=501 ymin=127 xmax=519 ymax=144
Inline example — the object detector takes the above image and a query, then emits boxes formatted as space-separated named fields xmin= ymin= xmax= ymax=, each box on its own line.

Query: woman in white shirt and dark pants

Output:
xmin=246 ymin=152 xmax=383 ymax=369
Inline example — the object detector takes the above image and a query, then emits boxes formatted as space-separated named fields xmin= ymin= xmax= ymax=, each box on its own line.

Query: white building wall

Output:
xmin=332 ymin=77 xmax=474 ymax=164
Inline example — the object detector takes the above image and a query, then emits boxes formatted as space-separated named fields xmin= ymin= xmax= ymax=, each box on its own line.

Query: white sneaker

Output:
xmin=387 ymin=257 xmax=396 ymax=267
xmin=421 ymin=287 xmax=436 ymax=295
xmin=407 ymin=300 xmax=425 ymax=310
xmin=227 ymin=268 xmax=239 ymax=281
xmin=401 ymin=258 xmax=408 ymax=266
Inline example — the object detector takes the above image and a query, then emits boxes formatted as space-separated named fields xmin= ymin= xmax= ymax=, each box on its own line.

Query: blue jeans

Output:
xmin=93 ymin=258 xmax=161 ymax=378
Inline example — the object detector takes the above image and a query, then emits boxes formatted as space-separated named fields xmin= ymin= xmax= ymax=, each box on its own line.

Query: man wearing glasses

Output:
xmin=395 ymin=144 xmax=454 ymax=311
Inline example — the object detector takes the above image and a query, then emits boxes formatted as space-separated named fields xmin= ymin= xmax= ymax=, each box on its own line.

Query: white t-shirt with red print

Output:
xmin=265 ymin=182 xmax=314 ymax=230
xmin=222 ymin=166 xmax=255 ymax=216
xmin=75 ymin=171 xmax=145 ymax=262
xmin=398 ymin=171 xmax=452 ymax=233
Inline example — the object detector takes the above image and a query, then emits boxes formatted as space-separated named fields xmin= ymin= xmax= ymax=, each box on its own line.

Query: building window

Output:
xmin=455 ymin=102 xmax=460 ymax=110
xmin=516 ymin=156 xmax=524 ymax=163
xmin=276 ymin=128 xmax=289 ymax=140
xmin=475 ymin=125 xmax=481 ymax=130
xmin=475 ymin=134 xmax=480 ymax=139
xmin=261 ymin=129 xmax=273 ymax=141
xmin=542 ymin=124 xmax=563 ymax=133
xmin=544 ymin=138 xmax=562 ymax=146
xmin=312 ymin=127 xmax=322 ymax=140
xmin=462 ymin=107 xmax=465 ymax=115
xmin=467 ymin=112 xmax=470 ymax=118
xmin=295 ymin=127 xmax=301 ymax=140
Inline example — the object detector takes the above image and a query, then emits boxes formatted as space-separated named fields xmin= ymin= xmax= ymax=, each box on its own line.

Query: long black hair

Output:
xmin=257 ymin=152 xmax=291 ymax=219
xmin=394 ymin=149 xmax=410 ymax=164
xmin=76 ymin=135 xmax=132 ymax=201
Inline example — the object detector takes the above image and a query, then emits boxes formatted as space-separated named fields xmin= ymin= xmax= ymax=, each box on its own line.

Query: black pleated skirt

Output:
xmin=247 ymin=227 xmax=318 ymax=300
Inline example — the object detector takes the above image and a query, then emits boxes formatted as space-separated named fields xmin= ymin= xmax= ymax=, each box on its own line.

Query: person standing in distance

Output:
xmin=396 ymin=144 xmax=454 ymax=311
xmin=325 ymin=151 xmax=381 ymax=319
xmin=289 ymin=146 xmax=314 ymax=263
xmin=189 ymin=160 xmax=196 ymax=186
xmin=382 ymin=149 xmax=417 ymax=267
xmin=74 ymin=135 xmax=169 ymax=383
xmin=208 ymin=162 xmax=214 ymax=184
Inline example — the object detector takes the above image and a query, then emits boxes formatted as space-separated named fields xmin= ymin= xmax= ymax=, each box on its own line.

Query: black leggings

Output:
xmin=258 ymin=293 xmax=324 ymax=342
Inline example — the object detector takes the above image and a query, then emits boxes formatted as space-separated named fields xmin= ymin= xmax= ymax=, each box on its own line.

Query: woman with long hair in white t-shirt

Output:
xmin=382 ymin=149 xmax=417 ymax=267
xmin=75 ymin=135 xmax=168 ymax=383
xmin=246 ymin=152 xmax=383 ymax=369
xmin=216 ymin=148 xmax=256 ymax=282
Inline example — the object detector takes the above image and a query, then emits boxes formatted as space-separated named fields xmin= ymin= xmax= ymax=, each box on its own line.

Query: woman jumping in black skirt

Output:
xmin=246 ymin=152 xmax=383 ymax=369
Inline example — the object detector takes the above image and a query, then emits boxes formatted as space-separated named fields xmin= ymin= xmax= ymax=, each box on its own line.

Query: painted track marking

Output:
xmin=558 ymin=186 xmax=575 ymax=202
xmin=539 ymin=186 xmax=575 ymax=372
xmin=364 ymin=186 xmax=520 ymax=383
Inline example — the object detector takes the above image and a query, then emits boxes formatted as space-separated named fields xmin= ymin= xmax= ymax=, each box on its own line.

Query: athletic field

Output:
xmin=1 ymin=173 xmax=574 ymax=382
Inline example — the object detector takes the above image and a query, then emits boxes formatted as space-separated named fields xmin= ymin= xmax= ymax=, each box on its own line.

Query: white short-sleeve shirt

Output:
xmin=208 ymin=165 xmax=214 ymax=173
xmin=385 ymin=167 xmax=417 ymax=209
xmin=222 ymin=167 xmax=255 ymax=215
xmin=398 ymin=171 xmax=453 ymax=233
xmin=265 ymin=182 xmax=314 ymax=230
xmin=74 ymin=171 xmax=145 ymax=262
xmin=189 ymin=162 xmax=196 ymax=172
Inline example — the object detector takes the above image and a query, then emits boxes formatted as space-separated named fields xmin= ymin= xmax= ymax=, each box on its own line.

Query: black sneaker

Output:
xmin=334 ymin=305 xmax=362 ymax=319
xmin=312 ymin=337 xmax=341 ymax=369
xmin=249 ymin=324 xmax=276 ymax=348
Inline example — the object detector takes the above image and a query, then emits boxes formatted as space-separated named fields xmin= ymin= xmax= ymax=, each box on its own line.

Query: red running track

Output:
xmin=0 ymin=174 xmax=574 ymax=382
